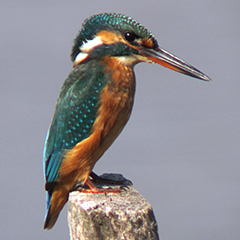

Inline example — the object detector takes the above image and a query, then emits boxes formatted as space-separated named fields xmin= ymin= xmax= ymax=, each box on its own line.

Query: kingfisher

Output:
xmin=43 ymin=13 xmax=211 ymax=230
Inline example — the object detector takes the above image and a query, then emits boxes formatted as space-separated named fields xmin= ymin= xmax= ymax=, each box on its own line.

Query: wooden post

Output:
xmin=68 ymin=174 xmax=159 ymax=240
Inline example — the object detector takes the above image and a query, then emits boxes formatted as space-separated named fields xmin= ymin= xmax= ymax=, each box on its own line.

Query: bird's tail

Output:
xmin=44 ymin=187 xmax=68 ymax=230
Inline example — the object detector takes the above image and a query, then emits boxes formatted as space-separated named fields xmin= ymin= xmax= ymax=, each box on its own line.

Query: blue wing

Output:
xmin=43 ymin=61 xmax=106 ymax=188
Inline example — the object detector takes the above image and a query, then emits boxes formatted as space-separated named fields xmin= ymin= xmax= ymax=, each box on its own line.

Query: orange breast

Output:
xmin=58 ymin=57 xmax=136 ymax=185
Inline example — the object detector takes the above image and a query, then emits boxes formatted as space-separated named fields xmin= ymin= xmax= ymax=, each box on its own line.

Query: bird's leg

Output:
xmin=80 ymin=177 xmax=121 ymax=193
xmin=89 ymin=171 xmax=103 ymax=181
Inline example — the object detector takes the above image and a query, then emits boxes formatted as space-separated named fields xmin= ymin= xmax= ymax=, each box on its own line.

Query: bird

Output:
xmin=43 ymin=12 xmax=211 ymax=230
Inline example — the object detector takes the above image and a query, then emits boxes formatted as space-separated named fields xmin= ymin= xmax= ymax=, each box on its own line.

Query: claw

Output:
xmin=120 ymin=185 xmax=130 ymax=191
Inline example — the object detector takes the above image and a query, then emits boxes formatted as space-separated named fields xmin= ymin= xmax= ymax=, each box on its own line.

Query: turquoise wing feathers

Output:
xmin=43 ymin=61 xmax=106 ymax=188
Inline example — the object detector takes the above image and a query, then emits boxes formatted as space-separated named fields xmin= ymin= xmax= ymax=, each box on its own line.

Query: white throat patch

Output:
xmin=117 ymin=55 xmax=153 ymax=67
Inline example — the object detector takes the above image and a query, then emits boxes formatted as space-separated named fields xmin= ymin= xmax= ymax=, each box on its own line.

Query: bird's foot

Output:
xmin=72 ymin=173 xmax=132 ymax=193
xmin=79 ymin=178 xmax=121 ymax=193
xmin=90 ymin=172 xmax=132 ymax=188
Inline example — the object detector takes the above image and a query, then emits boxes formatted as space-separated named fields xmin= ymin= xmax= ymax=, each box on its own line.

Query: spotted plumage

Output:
xmin=43 ymin=13 xmax=211 ymax=230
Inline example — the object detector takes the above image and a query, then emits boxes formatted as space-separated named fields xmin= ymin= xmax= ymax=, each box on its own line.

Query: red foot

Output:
xmin=80 ymin=178 xmax=121 ymax=193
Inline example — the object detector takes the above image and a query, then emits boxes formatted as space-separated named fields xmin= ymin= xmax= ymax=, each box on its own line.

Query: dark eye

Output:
xmin=124 ymin=31 xmax=137 ymax=42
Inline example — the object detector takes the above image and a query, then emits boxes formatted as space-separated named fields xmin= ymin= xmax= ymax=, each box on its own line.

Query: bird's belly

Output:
xmin=89 ymin=60 xmax=136 ymax=164
xmin=93 ymin=99 xmax=133 ymax=161
xmin=89 ymin=85 xmax=135 ymax=163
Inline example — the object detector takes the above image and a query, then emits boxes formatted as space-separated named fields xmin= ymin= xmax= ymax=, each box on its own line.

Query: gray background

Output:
xmin=1 ymin=1 xmax=239 ymax=239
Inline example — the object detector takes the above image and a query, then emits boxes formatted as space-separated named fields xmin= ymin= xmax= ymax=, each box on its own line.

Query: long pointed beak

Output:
xmin=140 ymin=47 xmax=211 ymax=81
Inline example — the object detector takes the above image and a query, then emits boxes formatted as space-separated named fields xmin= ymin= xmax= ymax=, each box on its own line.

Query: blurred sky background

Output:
xmin=1 ymin=1 xmax=239 ymax=239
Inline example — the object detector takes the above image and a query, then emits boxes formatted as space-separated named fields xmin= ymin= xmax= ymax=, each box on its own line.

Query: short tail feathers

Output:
xmin=44 ymin=188 xmax=69 ymax=230
xmin=44 ymin=205 xmax=54 ymax=230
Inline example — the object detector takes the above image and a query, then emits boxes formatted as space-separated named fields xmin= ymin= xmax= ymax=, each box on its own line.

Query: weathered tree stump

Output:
xmin=68 ymin=173 xmax=159 ymax=240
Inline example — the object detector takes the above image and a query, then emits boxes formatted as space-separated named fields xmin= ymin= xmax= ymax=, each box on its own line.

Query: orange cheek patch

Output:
xmin=97 ymin=30 xmax=123 ymax=44
xmin=96 ymin=30 xmax=140 ymax=51
xmin=141 ymin=38 xmax=154 ymax=48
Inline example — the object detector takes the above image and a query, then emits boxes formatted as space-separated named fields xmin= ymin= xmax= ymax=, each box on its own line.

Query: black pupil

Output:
xmin=125 ymin=32 xmax=136 ymax=42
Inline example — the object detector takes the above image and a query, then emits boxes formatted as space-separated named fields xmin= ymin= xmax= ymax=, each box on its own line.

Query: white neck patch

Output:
xmin=80 ymin=36 xmax=103 ymax=53
xmin=73 ymin=52 xmax=88 ymax=66
xmin=73 ymin=36 xmax=103 ymax=66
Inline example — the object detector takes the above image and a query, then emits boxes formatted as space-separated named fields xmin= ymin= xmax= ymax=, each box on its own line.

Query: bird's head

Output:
xmin=71 ymin=13 xmax=211 ymax=81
